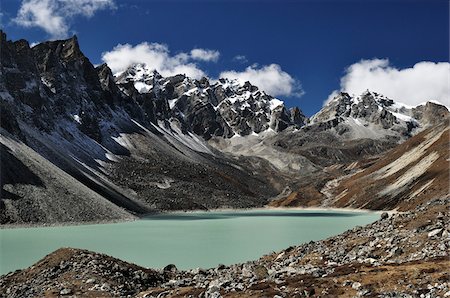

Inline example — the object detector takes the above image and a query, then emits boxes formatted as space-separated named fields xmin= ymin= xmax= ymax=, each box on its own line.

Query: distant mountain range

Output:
xmin=1 ymin=31 xmax=448 ymax=224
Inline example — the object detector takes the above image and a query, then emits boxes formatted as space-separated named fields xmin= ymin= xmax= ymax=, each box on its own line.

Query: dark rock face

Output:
xmin=115 ymin=64 xmax=305 ymax=139
xmin=309 ymin=91 xmax=448 ymax=139
xmin=290 ymin=106 xmax=307 ymax=127
xmin=412 ymin=102 xmax=450 ymax=127
xmin=0 ymin=144 xmax=44 ymax=217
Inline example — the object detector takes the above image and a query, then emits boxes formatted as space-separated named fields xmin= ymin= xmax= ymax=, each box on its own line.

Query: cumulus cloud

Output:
xmin=102 ymin=42 xmax=220 ymax=79
xmin=328 ymin=59 xmax=450 ymax=107
xmin=220 ymin=64 xmax=303 ymax=97
xmin=190 ymin=48 xmax=220 ymax=62
xmin=13 ymin=0 xmax=116 ymax=39
xmin=102 ymin=43 xmax=301 ymax=97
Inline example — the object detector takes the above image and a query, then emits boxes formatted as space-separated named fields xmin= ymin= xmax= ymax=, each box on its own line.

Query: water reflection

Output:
xmin=143 ymin=211 xmax=363 ymax=221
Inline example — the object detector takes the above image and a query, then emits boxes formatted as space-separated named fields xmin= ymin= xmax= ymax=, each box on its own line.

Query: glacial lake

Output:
xmin=0 ymin=209 xmax=379 ymax=275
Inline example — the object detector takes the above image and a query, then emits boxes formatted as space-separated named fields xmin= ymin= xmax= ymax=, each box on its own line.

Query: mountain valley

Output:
xmin=1 ymin=31 xmax=447 ymax=224
xmin=0 ymin=31 xmax=449 ymax=298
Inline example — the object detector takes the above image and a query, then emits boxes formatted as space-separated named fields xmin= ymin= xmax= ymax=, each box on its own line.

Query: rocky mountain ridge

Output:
xmin=311 ymin=91 xmax=448 ymax=140
xmin=1 ymin=31 xmax=448 ymax=225
xmin=115 ymin=62 xmax=306 ymax=139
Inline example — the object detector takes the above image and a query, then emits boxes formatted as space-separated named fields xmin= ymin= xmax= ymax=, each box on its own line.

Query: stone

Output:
xmin=60 ymin=288 xmax=72 ymax=295
xmin=253 ymin=265 xmax=269 ymax=280
xmin=100 ymin=283 xmax=110 ymax=291
xmin=343 ymin=280 xmax=353 ymax=286
xmin=428 ymin=229 xmax=443 ymax=238
xmin=381 ymin=212 xmax=389 ymax=220
xmin=163 ymin=264 xmax=178 ymax=273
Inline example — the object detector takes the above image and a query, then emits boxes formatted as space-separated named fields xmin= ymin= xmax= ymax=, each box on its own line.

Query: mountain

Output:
xmin=115 ymin=62 xmax=306 ymax=139
xmin=322 ymin=119 xmax=449 ymax=211
xmin=1 ymin=31 xmax=448 ymax=224
xmin=0 ymin=32 xmax=281 ymax=224
xmin=311 ymin=91 xmax=448 ymax=139
xmin=265 ymin=90 xmax=448 ymax=208
xmin=269 ymin=116 xmax=449 ymax=208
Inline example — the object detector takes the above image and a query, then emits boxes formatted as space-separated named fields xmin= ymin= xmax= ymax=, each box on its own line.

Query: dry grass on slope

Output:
xmin=330 ymin=119 xmax=449 ymax=211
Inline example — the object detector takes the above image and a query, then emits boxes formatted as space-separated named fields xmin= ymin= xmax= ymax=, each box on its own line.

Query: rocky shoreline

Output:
xmin=0 ymin=217 xmax=138 ymax=230
xmin=1 ymin=197 xmax=448 ymax=297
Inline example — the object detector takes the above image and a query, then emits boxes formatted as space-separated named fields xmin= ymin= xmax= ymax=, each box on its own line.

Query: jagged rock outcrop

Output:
xmin=115 ymin=63 xmax=304 ymax=139
xmin=310 ymin=91 xmax=448 ymax=140
xmin=412 ymin=101 xmax=450 ymax=127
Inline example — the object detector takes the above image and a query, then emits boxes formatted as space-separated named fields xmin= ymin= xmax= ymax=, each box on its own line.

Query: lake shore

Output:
xmin=0 ymin=208 xmax=380 ymax=276
xmin=1 ymin=197 xmax=447 ymax=297
xmin=0 ymin=204 xmax=392 ymax=229
xmin=0 ymin=217 xmax=138 ymax=230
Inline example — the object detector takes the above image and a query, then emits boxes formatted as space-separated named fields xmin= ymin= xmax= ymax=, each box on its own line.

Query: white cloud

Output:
xmin=101 ymin=42 xmax=210 ymax=79
xmin=13 ymin=0 xmax=116 ymax=39
xmin=190 ymin=48 xmax=220 ymax=62
xmin=102 ymin=43 xmax=301 ymax=97
xmin=59 ymin=0 xmax=115 ymax=17
xmin=328 ymin=59 xmax=450 ymax=107
xmin=220 ymin=64 xmax=303 ymax=97
xmin=233 ymin=55 xmax=248 ymax=63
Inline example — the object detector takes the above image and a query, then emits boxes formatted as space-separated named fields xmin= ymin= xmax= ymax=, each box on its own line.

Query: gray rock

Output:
xmin=60 ymin=288 xmax=72 ymax=295
xmin=428 ymin=229 xmax=443 ymax=238
xmin=253 ymin=265 xmax=269 ymax=280
xmin=352 ymin=282 xmax=362 ymax=289
xmin=164 ymin=264 xmax=178 ymax=273
xmin=100 ymin=283 xmax=110 ymax=291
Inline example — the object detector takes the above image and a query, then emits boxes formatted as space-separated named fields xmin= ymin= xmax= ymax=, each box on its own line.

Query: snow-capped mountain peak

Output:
xmin=310 ymin=90 xmax=448 ymax=140
xmin=115 ymin=63 xmax=163 ymax=94
xmin=113 ymin=64 xmax=306 ymax=138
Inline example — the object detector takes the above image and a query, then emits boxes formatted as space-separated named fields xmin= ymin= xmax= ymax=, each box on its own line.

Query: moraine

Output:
xmin=0 ymin=209 xmax=379 ymax=275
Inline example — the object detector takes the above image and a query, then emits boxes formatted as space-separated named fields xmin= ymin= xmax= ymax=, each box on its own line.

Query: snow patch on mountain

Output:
xmin=114 ymin=63 xmax=303 ymax=138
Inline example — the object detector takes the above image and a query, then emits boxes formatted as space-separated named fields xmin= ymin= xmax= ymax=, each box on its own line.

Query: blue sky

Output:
xmin=1 ymin=0 xmax=449 ymax=115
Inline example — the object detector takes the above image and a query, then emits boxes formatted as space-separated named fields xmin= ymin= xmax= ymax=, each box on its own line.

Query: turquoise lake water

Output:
xmin=0 ymin=209 xmax=379 ymax=275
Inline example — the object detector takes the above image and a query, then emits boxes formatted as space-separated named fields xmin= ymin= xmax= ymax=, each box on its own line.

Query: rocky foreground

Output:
xmin=1 ymin=197 xmax=448 ymax=298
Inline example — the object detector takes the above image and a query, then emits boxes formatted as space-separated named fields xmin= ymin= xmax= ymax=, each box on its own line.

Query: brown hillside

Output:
xmin=329 ymin=119 xmax=449 ymax=211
